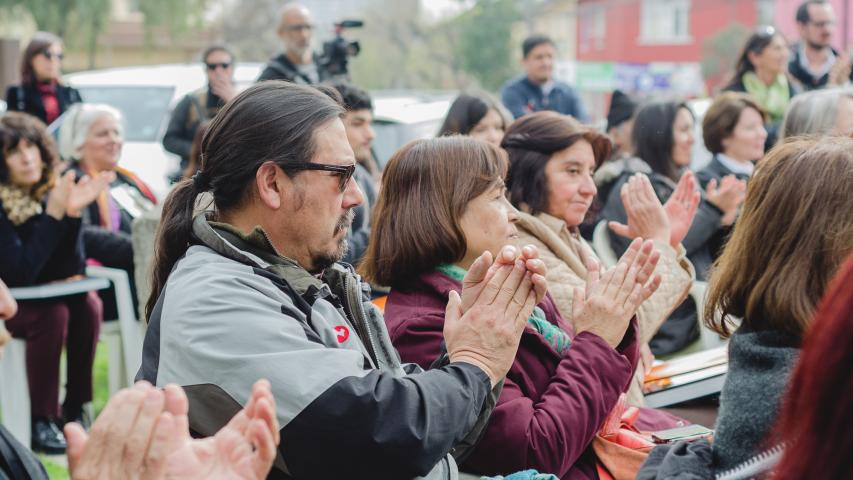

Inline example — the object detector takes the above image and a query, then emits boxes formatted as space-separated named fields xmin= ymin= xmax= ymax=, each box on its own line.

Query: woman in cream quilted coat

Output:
xmin=502 ymin=112 xmax=698 ymax=404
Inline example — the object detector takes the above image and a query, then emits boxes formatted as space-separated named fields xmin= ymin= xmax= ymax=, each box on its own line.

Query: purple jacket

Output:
xmin=385 ymin=271 xmax=679 ymax=479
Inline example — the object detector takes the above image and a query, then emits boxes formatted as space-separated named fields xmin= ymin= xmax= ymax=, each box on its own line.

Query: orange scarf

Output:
xmin=83 ymin=165 xmax=156 ymax=230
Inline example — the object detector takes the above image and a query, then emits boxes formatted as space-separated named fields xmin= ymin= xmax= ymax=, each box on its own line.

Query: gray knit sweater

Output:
xmin=637 ymin=326 xmax=800 ymax=479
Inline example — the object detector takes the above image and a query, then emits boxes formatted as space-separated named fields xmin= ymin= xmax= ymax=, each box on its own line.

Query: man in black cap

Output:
xmin=605 ymin=90 xmax=637 ymax=162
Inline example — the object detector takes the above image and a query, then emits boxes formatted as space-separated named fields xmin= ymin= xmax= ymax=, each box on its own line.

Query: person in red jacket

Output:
xmin=360 ymin=136 xmax=682 ymax=478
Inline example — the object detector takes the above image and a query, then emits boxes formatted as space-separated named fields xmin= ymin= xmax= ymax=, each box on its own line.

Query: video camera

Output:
xmin=320 ymin=20 xmax=363 ymax=78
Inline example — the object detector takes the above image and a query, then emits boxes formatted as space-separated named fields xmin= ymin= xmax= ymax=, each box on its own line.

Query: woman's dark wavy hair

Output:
xmin=437 ymin=91 xmax=507 ymax=137
xmin=0 ymin=112 xmax=58 ymax=199
xmin=502 ymin=111 xmax=611 ymax=215
xmin=146 ymin=81 xmax=344 ymax=319
xmin=631 ymin=101 xmax=694 ymax=181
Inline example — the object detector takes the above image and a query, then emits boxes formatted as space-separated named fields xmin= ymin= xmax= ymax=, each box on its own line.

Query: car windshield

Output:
xmin=77 ymin=86 xmax=174 ymax=142
xmin=372 ymin=120 xmax=443 ymax=169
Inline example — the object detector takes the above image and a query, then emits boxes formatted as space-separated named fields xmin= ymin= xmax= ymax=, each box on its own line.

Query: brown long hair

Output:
xmin=359 ymin=136 xmax=508 ymax=289
xmin=772 ymin=252 xmax=853 ymax=480
xmin=705 ymin=136 xmax=853 ymax=337
xmin=0 ymin=112 xmax=58 ymax=199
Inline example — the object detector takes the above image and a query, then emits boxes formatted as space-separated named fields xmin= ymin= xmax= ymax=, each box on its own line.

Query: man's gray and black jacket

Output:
xmin=137 ymin=213 xmax=498 ymax=479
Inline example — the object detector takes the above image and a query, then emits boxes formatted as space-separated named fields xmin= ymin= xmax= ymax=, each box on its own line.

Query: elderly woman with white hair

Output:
xmin=59 ymin=103 xmax=156 ymax=315
xmin=779 ymin=87 xmax=853 ymax=139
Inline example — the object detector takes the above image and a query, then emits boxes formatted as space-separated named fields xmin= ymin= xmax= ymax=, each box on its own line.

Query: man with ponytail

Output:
xmin=137 ymin=81 xmax=549 ymax=479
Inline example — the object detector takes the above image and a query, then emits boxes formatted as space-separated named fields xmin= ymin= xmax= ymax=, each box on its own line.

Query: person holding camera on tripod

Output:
xmin=258 ymin=3 xmax=329 ymax=84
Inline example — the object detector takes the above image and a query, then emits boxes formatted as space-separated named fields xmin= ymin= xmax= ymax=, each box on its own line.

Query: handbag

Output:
xmin=592 ymin=395 xmax=656 ymax=480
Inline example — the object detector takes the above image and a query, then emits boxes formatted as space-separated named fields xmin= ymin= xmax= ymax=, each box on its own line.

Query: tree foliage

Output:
xmin=448 ymin=0 xmax=520 ymax=91
xmin=0 ymin=0 xmax=206 ymax=67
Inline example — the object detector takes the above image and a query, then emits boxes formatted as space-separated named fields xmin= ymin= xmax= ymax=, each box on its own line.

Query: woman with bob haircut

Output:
xmin=596 ymin=101 xmax=746 ymax=355
xmin=778 ymin=86 xmax=853 ymax=139
xmin=638 ymin=136 xmax=853 ymax=479
xmin=699 ymin=92 xmax=767 ymax=188
xmin=0 ymin=112 xmax=111 ymax=454
xmin=697 ymin=92 xmax=768 ymax=258
xmin=5 ymin=32 xmax=82 ymax=125
xmin=362 ymin=135 xmax=683 ymax=479
xmin=437 ymin=91 xmax=509 ymax=146
xmin=502 ymin=111 xmax=698 ymax=398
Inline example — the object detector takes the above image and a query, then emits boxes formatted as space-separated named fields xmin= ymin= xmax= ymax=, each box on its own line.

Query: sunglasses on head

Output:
xmin=206 ymin=62 xmax=231 ymax=70
xmin=755 ymin=25 xmax=777 ymax=38
xmin=40 ymin=50 xmax=64 ymax=61
xmin=290 ymin=162 xmax=356 ymax=192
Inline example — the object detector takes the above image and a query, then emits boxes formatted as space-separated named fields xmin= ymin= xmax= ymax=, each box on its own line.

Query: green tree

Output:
xmin=449 ymin=0 xmax=520 ymax=91
xmin=0 ymin=0 xmax=207 ymax=68
xmin=701 ymin=22 xmax=750 ymax=92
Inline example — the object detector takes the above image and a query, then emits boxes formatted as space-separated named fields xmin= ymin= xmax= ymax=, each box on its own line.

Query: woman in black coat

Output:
xmin=0 ymin=112 xmax=111 ymax=454
xmin=5 ymin=32 xmax=82 ymax=125
xmin=595 ymin=101 xmax=747 ymax=354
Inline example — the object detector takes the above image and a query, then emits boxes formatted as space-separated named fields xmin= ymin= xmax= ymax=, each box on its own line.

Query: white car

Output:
xmin=370 ymin=91 xmax=453 ymax=169
xmin=54 ymin=64 xmax=454 ymax=197
xmin=56 ymin=63 xmax=263 ymax=198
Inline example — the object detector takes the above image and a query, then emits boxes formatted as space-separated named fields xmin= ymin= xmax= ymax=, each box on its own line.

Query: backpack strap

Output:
xmin=265 ymin=59 xmax=312 ymax=85
xmin=0 ymin=426 xmax=48 ymax=480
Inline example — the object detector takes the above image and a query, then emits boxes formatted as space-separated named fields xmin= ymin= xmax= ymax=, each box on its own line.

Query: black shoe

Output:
xmin=62 ymin=405 xmax=91 ymax=431
xmin=31 ymin=417 xmax=67 ymax=455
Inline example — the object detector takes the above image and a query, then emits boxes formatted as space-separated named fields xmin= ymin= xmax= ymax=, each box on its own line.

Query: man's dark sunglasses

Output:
xmin=289 ymin=163 xmax=356 ymax=192
xmin=206 ymin=62 xmax=232 ymax=70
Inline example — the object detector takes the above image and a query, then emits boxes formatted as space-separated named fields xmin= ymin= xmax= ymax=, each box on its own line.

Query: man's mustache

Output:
xmin=335 ymin=210 xmax=355 ymax=233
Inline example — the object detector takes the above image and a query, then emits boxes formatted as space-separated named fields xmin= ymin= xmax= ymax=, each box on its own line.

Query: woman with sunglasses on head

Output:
xmin=5 ymin=32 xmax=82 ymax=126
xmin=723 ymin=26 xmax=796 ymax=149
xmin=163 ymin=45 xmax=236 ymax=181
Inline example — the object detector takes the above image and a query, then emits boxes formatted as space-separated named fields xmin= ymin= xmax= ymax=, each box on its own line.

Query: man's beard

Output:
xmin=311 ymin=210 xmax=355 ymax=271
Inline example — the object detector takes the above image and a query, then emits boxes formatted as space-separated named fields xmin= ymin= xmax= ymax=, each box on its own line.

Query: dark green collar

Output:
xmin=206 ymin=220 xmax=324 ymax=295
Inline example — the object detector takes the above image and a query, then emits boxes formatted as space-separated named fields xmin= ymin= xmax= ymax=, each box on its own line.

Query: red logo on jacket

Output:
xmin=334 ymin=325 xmax=350 ymax=343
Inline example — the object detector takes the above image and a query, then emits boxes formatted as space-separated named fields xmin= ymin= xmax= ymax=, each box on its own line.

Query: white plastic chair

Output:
xmin=590 ymin=221 xmax=724 ymax=349
xmin=85 ymin=266 xmax=145 ymax=389
xmin=0 ymin=276 xmax=110 ymax=447
xmin=0 ymin=335 xmax=29 ymax=447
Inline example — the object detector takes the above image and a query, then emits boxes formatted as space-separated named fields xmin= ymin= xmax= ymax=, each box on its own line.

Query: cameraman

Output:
xmin=258 ymin=3 xmax=328 ymax=84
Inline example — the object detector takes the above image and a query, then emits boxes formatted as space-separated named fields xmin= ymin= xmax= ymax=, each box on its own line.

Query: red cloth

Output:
xmin=385 ymin=271 xmax=681 ymax=479
xmin=36 ymin=82 xmax=60 ymax=124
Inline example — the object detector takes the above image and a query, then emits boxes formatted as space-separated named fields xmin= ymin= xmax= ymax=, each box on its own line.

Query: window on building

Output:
xmin=579 ymin=3 xmax=607 ymax=53
xmin=640 ymin=0 xmax=691 ymax=44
